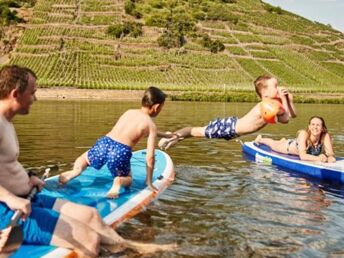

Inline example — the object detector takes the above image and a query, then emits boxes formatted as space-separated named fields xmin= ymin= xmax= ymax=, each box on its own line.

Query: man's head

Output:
xmin=142 ymin=86 xmax=166 ymax=117
xmin=0 ymin=65 xmax=37 ymax=115
xmin=254 ymin=75 xmax=278 ymax=99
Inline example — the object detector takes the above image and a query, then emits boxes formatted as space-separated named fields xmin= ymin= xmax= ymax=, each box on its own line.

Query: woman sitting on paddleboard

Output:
xmin=255 ymin=116 xmax=336 ymax=163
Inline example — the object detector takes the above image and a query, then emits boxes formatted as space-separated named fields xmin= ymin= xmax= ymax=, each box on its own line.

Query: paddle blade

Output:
xmin=2 ymin=226 xmax=23 ymax=253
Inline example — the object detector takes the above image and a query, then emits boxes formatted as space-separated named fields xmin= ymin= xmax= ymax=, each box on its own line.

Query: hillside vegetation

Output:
xmin=2 ymin=0 xmax=344 ymax=93
xmin=0 ymin=0 xmax=34 ymax=61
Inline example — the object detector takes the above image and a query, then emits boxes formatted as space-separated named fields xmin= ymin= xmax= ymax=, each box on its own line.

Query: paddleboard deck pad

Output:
xmin=11 ymin=149 xmax=174 ymax=258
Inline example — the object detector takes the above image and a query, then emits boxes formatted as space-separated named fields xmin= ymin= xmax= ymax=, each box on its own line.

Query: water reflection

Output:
xmin=13 ymin=100 xmax=344 ymax=257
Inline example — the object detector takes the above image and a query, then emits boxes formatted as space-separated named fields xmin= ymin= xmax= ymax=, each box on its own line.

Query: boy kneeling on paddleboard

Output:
xmin=59 ymin=86 xmax=178 ymax=198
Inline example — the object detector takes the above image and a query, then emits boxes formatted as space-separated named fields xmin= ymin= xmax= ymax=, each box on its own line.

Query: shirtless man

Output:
xmin=59 ymin=86 xmax=177 ymax=198
xmin=0 ymin=65 xmax=174 ymax=256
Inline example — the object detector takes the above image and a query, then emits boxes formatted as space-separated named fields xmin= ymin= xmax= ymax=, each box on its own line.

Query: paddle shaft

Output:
xmin=8 ymin=169 xmax=50 ymax=227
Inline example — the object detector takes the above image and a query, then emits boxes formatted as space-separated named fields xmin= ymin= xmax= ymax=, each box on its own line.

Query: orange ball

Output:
xmin=260 ymin=99 xmax=282 ymax=124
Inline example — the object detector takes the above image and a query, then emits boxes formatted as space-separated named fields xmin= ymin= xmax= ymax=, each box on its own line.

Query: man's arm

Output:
xmin=0 ymin=184 xmax=31 ymax=219
xmin=28 ymin=174 xmax=45 ymax=191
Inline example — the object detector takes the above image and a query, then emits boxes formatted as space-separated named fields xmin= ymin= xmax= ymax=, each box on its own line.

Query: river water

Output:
xmin=14 ymin=100 xmax=344 ymax=257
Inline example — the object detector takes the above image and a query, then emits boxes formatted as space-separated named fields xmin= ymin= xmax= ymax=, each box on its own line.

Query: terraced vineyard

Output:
xmin=5 ymin=0 xmax=344 ymax=92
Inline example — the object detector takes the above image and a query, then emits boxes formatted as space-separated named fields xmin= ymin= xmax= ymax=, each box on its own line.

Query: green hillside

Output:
xmin=3 ymin=0 xmax=344 ymax=93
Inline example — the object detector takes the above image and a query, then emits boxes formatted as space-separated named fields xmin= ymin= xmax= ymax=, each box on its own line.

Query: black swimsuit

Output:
xmin=287 ymin=139 xmax=323 ymax=156
xmin=306 ymin=143 xmax=323 ymax=156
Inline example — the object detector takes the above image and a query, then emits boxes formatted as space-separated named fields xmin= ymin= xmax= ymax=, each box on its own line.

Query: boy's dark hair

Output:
xmin=142 ymin=86 xmax=166 ymax=107
xmin=254 ymin=75 xmax=273 ymax=98
xmin=0 ymin=65 xmax=37 ymax=99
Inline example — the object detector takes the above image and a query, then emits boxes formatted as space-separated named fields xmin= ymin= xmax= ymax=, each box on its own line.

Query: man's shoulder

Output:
xmin=0 ymin=116 xmax=5 ymax=138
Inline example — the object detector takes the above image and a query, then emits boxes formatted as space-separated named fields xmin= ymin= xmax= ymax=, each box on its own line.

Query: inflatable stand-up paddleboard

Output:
xmin=242 ymin=141 xmax=344 ymax=183
xmin=11 ymin=149 xmax=174 ymax=258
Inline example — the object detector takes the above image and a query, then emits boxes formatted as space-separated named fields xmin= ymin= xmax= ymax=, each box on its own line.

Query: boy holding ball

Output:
xmin=159 ymin=75 xmax=296 ymax=150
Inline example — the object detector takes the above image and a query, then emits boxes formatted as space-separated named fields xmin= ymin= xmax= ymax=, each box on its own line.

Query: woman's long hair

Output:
xmin=306 ymin=116 xmax=327 ymax=146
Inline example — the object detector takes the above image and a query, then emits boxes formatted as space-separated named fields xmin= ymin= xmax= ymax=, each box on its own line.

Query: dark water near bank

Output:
xmin=15 ymin=101 xmax=344 ymax=257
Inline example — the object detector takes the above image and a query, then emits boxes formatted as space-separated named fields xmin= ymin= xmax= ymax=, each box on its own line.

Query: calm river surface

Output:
xmin=15 ymin=100 xmax=344 ymax=257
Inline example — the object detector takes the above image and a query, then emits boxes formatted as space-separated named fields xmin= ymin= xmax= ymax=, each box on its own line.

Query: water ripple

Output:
xmin=14 ymin=101 xmax=344 ymax=257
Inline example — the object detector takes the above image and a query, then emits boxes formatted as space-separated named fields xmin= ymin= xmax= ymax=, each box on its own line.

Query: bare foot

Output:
xmin=125 ymin=240 xmax=177 ymax=254
xmin=58 ymin=171 xmax=78 ymax=184
xmin=106 ymin=178 xmax=121 ymax=199
xmin=254 ymin=135 xmax=262 ymax=144
xmin=106 ymin=190 xmax=119 ymax=199
xmin=129 ymin=241 xmax=177 ymax=254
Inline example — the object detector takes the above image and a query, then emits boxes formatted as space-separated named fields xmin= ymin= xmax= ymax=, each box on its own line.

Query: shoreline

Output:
xmin=36 ymin=88 xmax=344 ymax=103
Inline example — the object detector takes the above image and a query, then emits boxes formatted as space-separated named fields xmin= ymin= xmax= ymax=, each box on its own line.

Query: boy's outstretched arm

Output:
xmin=146 ymin=126 xmax=158 ymax=193
xmin=157 ymin=131 xmax=180 ymax=139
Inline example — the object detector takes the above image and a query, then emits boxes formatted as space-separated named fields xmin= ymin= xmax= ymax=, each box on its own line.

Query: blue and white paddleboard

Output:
xmin=242 ymin=141 xmax=344 ymax=183
xmin=10 ymin=149 xmax=175 ymax=258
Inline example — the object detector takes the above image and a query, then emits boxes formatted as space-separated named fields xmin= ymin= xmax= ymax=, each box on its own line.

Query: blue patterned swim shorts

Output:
xmin=205 ymin=116 xmax=239 ymax=141
xmin=87 ymin=136 xmax=132 ymax=177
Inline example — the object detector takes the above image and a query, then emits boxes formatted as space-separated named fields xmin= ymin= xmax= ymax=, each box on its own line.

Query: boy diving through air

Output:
xmin=59 ymin=87 xmax=178 ymax=198
xmin=159 ymin=75 xmax=297 ymax=150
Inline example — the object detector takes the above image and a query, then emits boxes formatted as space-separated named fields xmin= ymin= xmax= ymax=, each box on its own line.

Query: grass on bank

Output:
xmin=170 ymin=91 xmax=344 ymax=104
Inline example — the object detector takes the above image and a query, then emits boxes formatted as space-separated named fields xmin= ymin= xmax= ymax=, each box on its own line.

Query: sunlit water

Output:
xmin=14 ymin=100 xmax=344 ymax=257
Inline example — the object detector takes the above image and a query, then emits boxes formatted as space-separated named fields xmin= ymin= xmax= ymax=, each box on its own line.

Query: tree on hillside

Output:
xmin=107 ymin=21 xmax=143 ymax=39
xmin=157 ymin=2 xmax=195 ymax=49
xmin=262 ymin=3 xmax=284 ymax=15
xmin=201 ymin=34 xmax=225 ymax=53
xmin=0 ymin=2 xmax=22 ymax=25
xmin=124 ymin=0 xmax=142 ymax=18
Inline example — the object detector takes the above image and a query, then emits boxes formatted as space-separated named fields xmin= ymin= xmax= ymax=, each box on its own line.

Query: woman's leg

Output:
xmin=255 ymin=135 xmax=290 ymax=154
